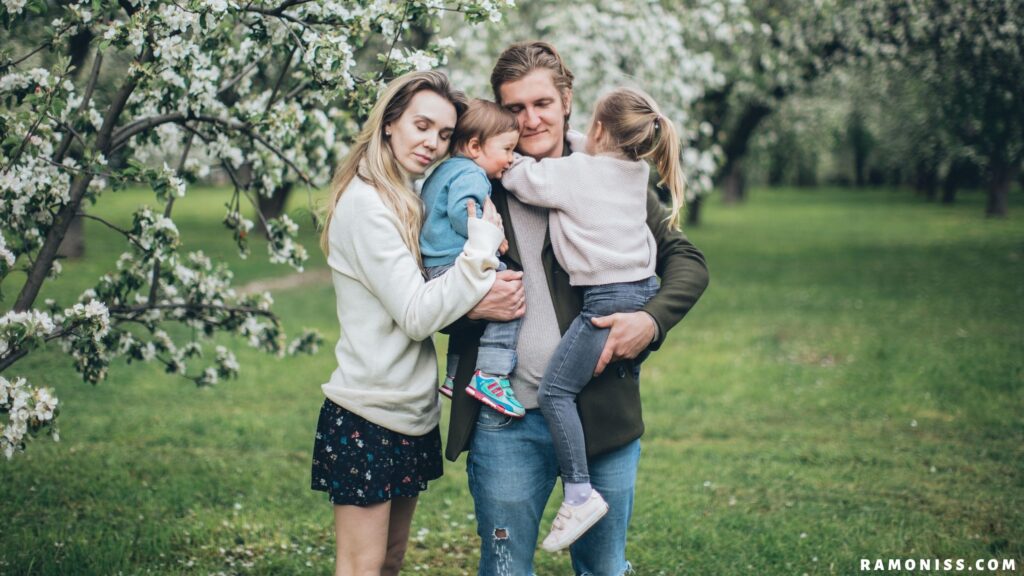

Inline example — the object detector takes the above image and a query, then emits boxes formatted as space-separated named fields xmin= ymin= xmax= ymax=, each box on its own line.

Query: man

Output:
xmin=444 ymin=41 xmax=709 ymax=576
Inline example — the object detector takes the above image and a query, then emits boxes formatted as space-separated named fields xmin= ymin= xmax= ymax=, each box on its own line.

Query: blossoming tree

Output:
xmin=0 ymin=0 xmax=514 ymax=459
xmin=445 ymin=0 xmax=727 ymax=224
xmin=863 ymin=0 xmax=1024 ymax=217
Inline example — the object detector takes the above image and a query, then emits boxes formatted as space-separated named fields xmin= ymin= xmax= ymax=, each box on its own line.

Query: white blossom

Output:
xmin=0 ymin=0 xmax=510 ymax=458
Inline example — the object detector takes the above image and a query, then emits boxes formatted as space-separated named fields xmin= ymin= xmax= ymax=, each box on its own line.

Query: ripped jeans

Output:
xmin=467 ymin=409 xmax=639 ymax=576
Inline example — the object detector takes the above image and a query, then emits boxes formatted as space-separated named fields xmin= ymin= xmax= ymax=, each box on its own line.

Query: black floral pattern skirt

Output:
xmin=311 ymin=398 xmax=443 ymax=506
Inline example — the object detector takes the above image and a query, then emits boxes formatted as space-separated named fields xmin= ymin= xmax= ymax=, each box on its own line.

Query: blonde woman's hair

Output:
xmin=320 ymin=70 xmax=468 ymax=260
xmin=593 ymin=87 xmax=686 ymax=229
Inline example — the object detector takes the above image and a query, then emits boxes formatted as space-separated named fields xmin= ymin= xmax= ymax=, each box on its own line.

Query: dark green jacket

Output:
xmin=443 ymin=165 xmax=709 ymax=462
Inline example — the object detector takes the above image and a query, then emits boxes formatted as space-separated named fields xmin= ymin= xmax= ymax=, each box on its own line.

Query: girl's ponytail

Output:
xmin=640 ymin=115 xmax=685 ymax=229
xmin=593 ymin=88 xmax=686 ymax=229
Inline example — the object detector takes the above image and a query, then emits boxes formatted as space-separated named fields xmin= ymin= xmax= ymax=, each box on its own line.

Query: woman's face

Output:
xmin=385 ymin=90 xmax=457 ymax=177
xmin=498 ymin=69 xmax=570 ymax=160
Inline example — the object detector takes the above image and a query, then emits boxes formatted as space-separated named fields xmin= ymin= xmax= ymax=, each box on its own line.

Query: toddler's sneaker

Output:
xmin=466 ymin=370 xmax=525 ymax=417
xmin=540 ymin=491 xmax=609 ymax=552
xmin=439 ymin=375 xmax=455 ymax=399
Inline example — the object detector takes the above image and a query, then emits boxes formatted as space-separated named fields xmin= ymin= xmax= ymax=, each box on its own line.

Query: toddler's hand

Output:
xmin=498 ymin=239 xmax=510 ymax=255
xmin=466 ymin=198 xmax=504 ymax=234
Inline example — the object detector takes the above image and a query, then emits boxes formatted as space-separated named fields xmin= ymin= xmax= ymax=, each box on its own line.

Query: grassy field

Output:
xmin=1 ymin=186 xmax=1022 ymax=575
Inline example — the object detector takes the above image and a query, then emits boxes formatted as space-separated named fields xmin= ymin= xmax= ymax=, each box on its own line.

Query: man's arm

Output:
xmin=591 ymin=190 xmax=709 ymax=374
xmin=439 ymin=269 xmax=525 ymax=335
xmin=641 ymin=189 xmax=709 ymax=350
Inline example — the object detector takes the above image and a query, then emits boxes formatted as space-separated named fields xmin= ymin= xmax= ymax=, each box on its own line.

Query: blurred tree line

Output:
xmin=444 ymin=0 xmax=1021 ymax=222
xmin=704 ymin=0 xmax=1023 ymax=217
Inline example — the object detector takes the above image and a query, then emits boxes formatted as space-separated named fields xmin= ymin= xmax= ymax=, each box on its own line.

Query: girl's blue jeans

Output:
xmin=539 ymin=276 xmax=659 ymax=484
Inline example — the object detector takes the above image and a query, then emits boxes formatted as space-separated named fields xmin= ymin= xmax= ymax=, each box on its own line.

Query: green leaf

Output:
xmin=26 ymin=0 xmax=46 ymax=16
xmin=50 ymin=97 xmax=67 ymax=115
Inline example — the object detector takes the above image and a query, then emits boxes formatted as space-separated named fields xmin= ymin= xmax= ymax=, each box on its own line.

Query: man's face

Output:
xmin=498 ymin=69 xmax=570 ymax=160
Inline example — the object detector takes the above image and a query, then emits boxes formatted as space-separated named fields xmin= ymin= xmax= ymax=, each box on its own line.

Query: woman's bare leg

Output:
xmin=382 ymin=496 xmax=419 ymax=576
xmin=333 ymin=501 xmax=391 ymax=576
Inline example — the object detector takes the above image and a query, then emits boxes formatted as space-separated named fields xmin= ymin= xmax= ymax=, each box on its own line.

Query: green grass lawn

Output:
xmin=2 ymin=187 xmax=1022 ymax=575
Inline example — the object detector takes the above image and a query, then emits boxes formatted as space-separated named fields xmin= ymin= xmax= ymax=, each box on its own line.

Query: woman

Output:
xmin=312 ymin=70 xmax=508 ymax=575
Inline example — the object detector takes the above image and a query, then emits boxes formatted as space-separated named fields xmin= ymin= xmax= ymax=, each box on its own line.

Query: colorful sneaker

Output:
xmin=465 ymin=370 xmax=525 ymax=418
xmin=439 ymin=375 xmax=455 ymax=399
xmin=540 ymin=491 xmax=609 ymax=552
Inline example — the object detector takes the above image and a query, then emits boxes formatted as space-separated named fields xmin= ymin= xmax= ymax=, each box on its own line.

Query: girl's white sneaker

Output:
xmin=540 ymin=490 xmax=609 ymax=552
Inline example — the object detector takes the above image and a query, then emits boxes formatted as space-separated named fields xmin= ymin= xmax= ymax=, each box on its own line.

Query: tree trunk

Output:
xmin=925 ymin=174 xmax=939 ymax=202
xmin=848 ymin=108 xmax=872 ymax=188
xmin=686 ymin=194 xmax=702 ymax=227
xmin=854 ymin=149 xmax=867 ymax=188
xmin=53 ymin=29 xmax=95 ymax=260
xmin=256 ymin=183 xmax=294 ymax=236
xmin=915 ymin=160 xmax=939 ymax=201
xmin=796 ymin=153 xmax=818 ymax=187
xmin=58 ymin=215 xmax=85 ymax=258
xmin=722 ymin=161 xmax=745 ymax=204
xmin=717 ymin=103 xmax=771 ymax=204
xmin=768 ymin=138 xmax=787 ymax=186
xmin=941 ymin=173 xmax=958 ymax=204
xmin=941 ymin=157 xmax=969 ymax=205
xmin=985 ymin=163 xmax=1016 ymax=218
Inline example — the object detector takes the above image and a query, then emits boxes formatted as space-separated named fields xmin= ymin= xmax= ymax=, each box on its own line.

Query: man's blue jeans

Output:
xmin=467 ymin=409 xmax=640 ymax=576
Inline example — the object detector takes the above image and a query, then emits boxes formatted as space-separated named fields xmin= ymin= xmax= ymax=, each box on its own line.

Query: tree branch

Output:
xmin=110 ymin=113 xmax=188 ymax=151
xmin=282 ymin=79 xmax=311 ymax=102
xmin=267 ymin=45 xmax=297 ymax=110
xmin=75 ymin=213 xmax=148 ymax=252
xmin=113 ymin=112 xmax=312 ymax=185
xmin=191 ymin=115 xmax=313 ymax=185
xmin=54 ymin=51 xmax=104 ymax=163
xmin=217 ymin=60 xmax=262 ymax=96
xmin=2 ymin=65 xmax=73 ymax=173
xmin=378 ymin=2 xmax=411 ymax=81
xmin=46 ymin=114 xmax=88 ymax=150
xmin=9 ymin=23 xmax=77 ymax=67
xmin=148 ymin=133 xmax=195 ymax=306
xmin=109 ymin=302 xmax=276 ymax=317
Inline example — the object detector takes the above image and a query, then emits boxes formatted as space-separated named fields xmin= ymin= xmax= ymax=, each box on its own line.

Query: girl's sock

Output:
xmin=564 ymin=482 xmax=593 ymax=506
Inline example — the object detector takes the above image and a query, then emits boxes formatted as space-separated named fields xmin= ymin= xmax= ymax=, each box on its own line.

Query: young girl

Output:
xmin=501 ymin=87 xmax=685 ymax=551
xmin=420 ymin=99 xmax=526 ymax=418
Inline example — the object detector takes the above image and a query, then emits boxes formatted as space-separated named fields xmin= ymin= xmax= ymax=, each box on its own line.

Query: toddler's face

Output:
xmin=473 ymin=130 xmax=520 ymax=179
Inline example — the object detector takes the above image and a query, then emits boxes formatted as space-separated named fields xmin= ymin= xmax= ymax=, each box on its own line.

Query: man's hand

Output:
xmin=468 ymin=270 xmax=525 ymax=322
xmin=591 ymin=312 xmax=657 ymax=376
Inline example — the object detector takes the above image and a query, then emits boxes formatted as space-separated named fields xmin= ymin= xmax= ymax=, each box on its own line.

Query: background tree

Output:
xmin=0 ymin=0 xmax=513 ymax=459
xmin=687 ymin=0 xmax=873 ymax=204
xmin=868 ymin=0 xmax=1024 ymax=217
xmin=445 ymin=0 xmax=727 ymax=225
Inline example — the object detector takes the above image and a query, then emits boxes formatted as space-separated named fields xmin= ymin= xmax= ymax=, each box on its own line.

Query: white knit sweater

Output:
xmin=501 ymin=134 xmax=657 ymax=286
xmin=322 ymin=177 xmax=503 ymax=435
